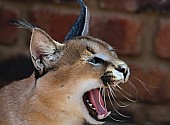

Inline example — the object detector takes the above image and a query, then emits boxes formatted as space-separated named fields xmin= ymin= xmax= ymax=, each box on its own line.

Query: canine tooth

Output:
xmin=104 ymin=111 xmax=111 ymax=118
xmin=92 ymin=107 xmax=96 ymax=110
xmin=86 ymin=100 xmax=89 ymax=103
xmin=98 ymin=114 xmax=105 ymax=120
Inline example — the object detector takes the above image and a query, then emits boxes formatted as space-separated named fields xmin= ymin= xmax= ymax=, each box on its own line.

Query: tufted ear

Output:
xmin=9 ymin=19 xmax=65 ymax=76
xmin=64 ymin=0 xmax=90 ymax=41
xmin=30 ymin=28 xmax=65 ymax=75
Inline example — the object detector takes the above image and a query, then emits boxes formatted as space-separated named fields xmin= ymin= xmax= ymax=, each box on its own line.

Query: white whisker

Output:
xmin=116 ymin=84 xmax=132 ymax=97
xmin=110 ymin=86 xmax=132 ymax=107
xmin=114 ymin=87 xmax=137 ymax=103
xmin=108 ymin=115 xmax=127 ymax=122
xmin=102 ymin=88 xmax=107 ymax=108
xmin=131 ymin=75 xmax=152 ymax=93
xmin=128 ymin=80 xmax=138 ymax=101
xmin=108 ymin=84 xmax=130 ymax=108
xmin=128 ymin=81 xmax=132 ymax=95
xmin=106 ymin=88 xmax=130 ymax=118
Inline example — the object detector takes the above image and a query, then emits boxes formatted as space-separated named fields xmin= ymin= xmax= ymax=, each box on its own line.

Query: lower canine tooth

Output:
xmin=98 ymin=114 xmax=105 ymax=120
xmin=92 ymin=107 xmax=96 ymax=110
xmin=104 ymin=111 xmax=111 ymax=118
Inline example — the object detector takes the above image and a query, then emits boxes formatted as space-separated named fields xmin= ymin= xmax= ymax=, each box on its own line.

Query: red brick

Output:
xmin=138 ymin=0 xmax=170 ymax=13
xmin=155 ymin=19 xmax=170 ymax=59
xmin=0 ymin=7 xmax=18 ymax=45
xmin=100 ymin=0 xmax=170 ymax=13
xmin=99 ymin=0 xmax=139 ymax=12
xmin=120 ymin=65 xmax=170 ymax=103
xmin=90 ymin=14 xmax=143 ymax=55
xmin=31 ymin=8 xmax=78 ymax=41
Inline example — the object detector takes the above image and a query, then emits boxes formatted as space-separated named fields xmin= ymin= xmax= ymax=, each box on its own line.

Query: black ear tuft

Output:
xmin=8 ymin=19 xmax=36 ymax=31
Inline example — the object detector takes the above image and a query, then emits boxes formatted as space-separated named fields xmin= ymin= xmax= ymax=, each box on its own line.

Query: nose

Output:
xmin=112 ymin=60 xmax=129 ymax=80
xmin=115 ymin=65 xmax=128 ymax=80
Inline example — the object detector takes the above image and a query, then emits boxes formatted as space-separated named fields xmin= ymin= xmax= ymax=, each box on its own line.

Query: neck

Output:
xmin=27 ymin=73 xmax=84 ymax=125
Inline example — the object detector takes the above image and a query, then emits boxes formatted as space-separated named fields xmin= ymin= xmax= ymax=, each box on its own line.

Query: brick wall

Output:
xmin=0 ymin=0 xmax=170 ymax=124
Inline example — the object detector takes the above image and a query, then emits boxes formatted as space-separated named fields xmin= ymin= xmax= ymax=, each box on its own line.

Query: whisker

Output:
xmin=131 ymin=75 xmax=150 ymax=88
xmin=114 ymin=87 xmax=137 ymax=103
xmin=130 ymin=68 xmax=144 ymax=72
xmin=110 ymin=87 xmax=132 ymax=107
xmin=128 ymin=80 xmax=138 ymax=102
xmin=131 ymin=75 xmax=152 ymax=94
xmin=128 ymin=81 xmax=132 ymax=95
xmin=108 ymin=85 xmax=130 ymax=108
xmin=106 ymin=88 xmax=130 ymax=118
xmin=127 ymin=81 xmax=138 ymax=115
xmin=108 ymin=115 xmax=127 ymax=123
xmin=126 ymin=56 xmax=139 ymax=66
xmin=116 ymin=84 xmax=133 ymax=97
xmin=102 ymin=88 xmax=107 ymax=108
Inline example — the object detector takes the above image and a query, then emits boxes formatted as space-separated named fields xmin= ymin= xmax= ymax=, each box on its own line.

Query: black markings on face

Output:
xmin=101 ymin=71 xmax=115 ymax=85
xmin=86 ymin=47 xmax=95 ymax=54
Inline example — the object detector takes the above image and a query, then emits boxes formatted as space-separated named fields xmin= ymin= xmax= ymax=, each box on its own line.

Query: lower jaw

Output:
xmin=83 ymin=95 xmax=108 ymax=123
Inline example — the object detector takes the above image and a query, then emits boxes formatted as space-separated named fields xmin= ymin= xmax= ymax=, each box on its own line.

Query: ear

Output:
xmin=64 ymin=0 xmax=90 ymax=40
xmin=30 ymin=28 xmax=65 ymax=75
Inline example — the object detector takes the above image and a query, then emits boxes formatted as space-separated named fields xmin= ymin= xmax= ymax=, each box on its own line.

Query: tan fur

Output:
xmin=0 ymin=30 xmax=130 ymax=125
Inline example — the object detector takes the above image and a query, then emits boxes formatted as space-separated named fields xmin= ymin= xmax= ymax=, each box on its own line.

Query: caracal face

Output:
xmin=64 ymin=37 xmax=130 ymax=124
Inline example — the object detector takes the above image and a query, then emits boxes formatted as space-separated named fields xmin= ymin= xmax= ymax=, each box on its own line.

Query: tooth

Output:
xmin=86 ymin=100 xmax=89 ymax=103
xmin=92 ymin=107 xmax=96 ymax=110
xmin=104 ymin=111 xmax=111 ymax=118
xmin=89 ymin=103 xmax=93 ymax=107
xmin=98 ymin=114 xmax=105 ymax=119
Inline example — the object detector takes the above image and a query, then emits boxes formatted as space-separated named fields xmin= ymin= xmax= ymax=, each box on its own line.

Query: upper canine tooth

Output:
xmin=86 ymin=100 xmax=89 ymax=103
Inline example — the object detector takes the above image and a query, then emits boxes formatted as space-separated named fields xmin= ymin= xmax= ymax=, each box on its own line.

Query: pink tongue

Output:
xmin=88 ymin=89 xmax=108 ymax=116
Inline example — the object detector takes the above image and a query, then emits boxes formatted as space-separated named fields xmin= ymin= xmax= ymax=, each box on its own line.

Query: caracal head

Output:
xmin=29 ymin=27 xmax=130 ymax=124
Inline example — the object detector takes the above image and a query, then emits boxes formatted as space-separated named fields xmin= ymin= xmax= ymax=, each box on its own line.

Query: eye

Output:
xmin=88 ymin=57 xmax=105 ymax=66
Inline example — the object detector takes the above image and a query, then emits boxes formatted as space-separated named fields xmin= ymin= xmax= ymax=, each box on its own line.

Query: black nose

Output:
xmin=115 ymin=66 xmax=128 ymax=79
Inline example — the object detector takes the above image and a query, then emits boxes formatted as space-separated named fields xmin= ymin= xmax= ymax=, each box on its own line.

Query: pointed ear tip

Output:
xmin=78 ymin=0 xmax=86 ymax=6
xmin=31 ymin=28 xmax=49 ymax=38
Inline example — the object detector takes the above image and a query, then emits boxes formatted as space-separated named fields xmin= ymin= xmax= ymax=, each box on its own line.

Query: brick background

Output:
xmin=31 ymin=7 xmax=78 ymax=41
xmin=99 ymin=0 xmax=139 ymax=12
xmin=0 ymin=0 xmax=170 ymax=124
xmin=90 ymin=14 xmax=143 ymax=55
xmin=0 ymin=6 xmax=18 ymax=45
xmin=155 ymin=19 xmax=170 ymax=58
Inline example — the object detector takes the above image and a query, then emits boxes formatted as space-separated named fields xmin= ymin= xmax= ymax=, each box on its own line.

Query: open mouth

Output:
xmin=83 ymin=88 xmax=111 ymax=122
